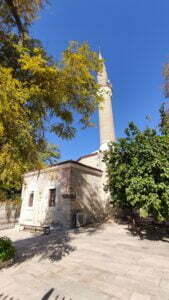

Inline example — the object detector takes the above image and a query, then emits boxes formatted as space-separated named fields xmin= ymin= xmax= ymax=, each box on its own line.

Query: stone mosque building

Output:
xmin=19 ymin=53 xmax=116 ymax=229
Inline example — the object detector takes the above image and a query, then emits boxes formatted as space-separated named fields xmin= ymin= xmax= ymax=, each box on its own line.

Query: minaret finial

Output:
xmin=97 ymin=51 xmax=109 ymax=86
xmin=98 ymin=46 xmax=102 ymax=59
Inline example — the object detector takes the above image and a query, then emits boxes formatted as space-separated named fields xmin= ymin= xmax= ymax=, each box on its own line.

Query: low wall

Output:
xmin=0 ymin=202 xmax=20 ymax=230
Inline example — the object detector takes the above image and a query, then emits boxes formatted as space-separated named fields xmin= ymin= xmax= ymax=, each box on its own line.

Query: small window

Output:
xmin=28 ymin=192 xmax=34 ymax=207
xmin=49 ymin=188 xmax=56 ymax=207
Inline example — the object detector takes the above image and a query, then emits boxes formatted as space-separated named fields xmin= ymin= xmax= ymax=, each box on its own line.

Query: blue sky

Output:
xmin=31 ymin=0 xmax=169 ymax=161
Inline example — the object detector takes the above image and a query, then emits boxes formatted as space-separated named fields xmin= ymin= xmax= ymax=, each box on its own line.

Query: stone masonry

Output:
xmin=19 ymin=161 xmax=103 ymax=229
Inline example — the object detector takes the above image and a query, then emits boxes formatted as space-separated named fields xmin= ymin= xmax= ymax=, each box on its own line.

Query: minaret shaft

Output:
xmin=99 ymin=87 xmax=115 ymax=147
xmin=98 ymin=53 xmax=115 ymax=150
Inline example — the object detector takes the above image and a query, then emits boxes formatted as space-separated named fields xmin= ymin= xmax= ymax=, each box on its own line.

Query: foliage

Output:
xmin=0 ymin=42 xmax=102 ymax=186
xmin=0 ymin=237 xmax=16 ymax=262
xmin=0 ymin=182 xmax=21 ymax=207
xmin=0 ymin=1 xmax=103 ymax=189
xmin=39 ymin=142 xmax=60 ymax=166
xmin=163 ymin=61 xmax=169 ymax=98
xmin=0 ymin=33 xmax=53 ymax=78
xmin=103 ymin=122 xmax=169 ymax=221
xmin=160 ymin=61 xmax=169 ymax=135
xmin=159 ymin=103 xmax=169 ymax=135
xmin=0 ymin=0 xmax=49 ymax=39
xmin=0 ymin=1 xmax=56 ymax=188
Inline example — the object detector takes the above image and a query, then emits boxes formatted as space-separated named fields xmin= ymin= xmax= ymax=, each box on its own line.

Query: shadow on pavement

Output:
xmin=72 ymin=222 xmax=105 ymax=236
xmin=126 ymin=222 xmax=169 ymax=242
xmin=13 ymin=229 xmax=76 ymax=264
xmin=41 ymin=288 xmax=72 ymax=300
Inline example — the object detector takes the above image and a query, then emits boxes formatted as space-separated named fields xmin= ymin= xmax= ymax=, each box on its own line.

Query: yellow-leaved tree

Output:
xmin=0 ymin=42 xmax=103 ymax=188
xmin=0 ymin=0 xmax=48 ymax=40
xmin=0 ymin=1 xmax=103 ymax=194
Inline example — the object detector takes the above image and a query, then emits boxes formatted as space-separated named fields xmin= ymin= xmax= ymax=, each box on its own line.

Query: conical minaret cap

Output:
xmin=97 ymin=51 xmax=109 ymax=86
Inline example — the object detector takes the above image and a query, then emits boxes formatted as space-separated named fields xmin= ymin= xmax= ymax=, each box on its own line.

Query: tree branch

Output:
xmin=4 ymin=0 xmax=26 ymax=41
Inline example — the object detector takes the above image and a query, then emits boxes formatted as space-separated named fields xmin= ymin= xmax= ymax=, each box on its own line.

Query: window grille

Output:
xmin=28 ymin=192 xmax=34 ymax=207
xmin=49 ymin=188 xmax=56 ymax=207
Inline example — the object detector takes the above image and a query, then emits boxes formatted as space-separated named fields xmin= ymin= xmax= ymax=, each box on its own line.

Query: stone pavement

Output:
xmin=0 ymin=222 xmax=169 ymax=300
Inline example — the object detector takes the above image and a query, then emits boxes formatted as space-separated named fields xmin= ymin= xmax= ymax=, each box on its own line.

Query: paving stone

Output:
xmin=151 ymin=292 xmax=169 ymax=300
xmin=126 ymin=271 xmax=161 ymax=286
xmin=160 ymin=279 xmax=169 ymax=292
xmin=130 ymin=292 xmax=151 ymax=300
xmin=0 ymin=223 xmax=169 ymax=300
xmin=93 ymin=278 xmax=132 ymax=299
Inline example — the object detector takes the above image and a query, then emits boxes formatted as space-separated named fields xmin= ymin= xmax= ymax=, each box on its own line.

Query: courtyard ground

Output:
xmin=0 ymin=221 xmax=169 ymax=300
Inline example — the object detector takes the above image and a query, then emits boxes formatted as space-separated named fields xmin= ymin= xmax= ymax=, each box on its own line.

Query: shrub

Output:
xmin=0 ymin=237 xmax=16 ymax=262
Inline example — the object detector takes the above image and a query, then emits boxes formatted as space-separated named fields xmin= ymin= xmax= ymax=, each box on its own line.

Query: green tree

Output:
xmin=39 ymin=142 xmax=60 ymax=166
xmin=159 ymin=60 xmax=169 ymax=136
xmin=103 ymin=122 xmax=169 ymax=221
xmin=159 ymin=103 xmax=169 ymax=135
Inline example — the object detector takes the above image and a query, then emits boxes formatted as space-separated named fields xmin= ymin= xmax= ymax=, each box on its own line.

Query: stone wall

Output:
xmin=19 ymin=161 xmax=109 ymax=229
xmin=78 ymin=153 xmax=100 ymax=169
xmin=70 ymin=165 xmax=108 ymax=223
xmin=78 ymin=151 xmax=111 ymax=210
xmin=0 ymin=202 xmax=20 ymax=229
xmin=19 ymin=165 xmax=72 ymax=228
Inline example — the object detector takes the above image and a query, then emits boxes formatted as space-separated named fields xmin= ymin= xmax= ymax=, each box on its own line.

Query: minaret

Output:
xmin=98 ymin=52 xmax=115 ymax=151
